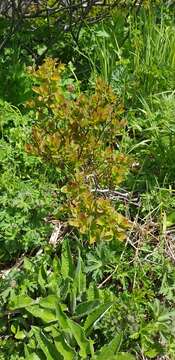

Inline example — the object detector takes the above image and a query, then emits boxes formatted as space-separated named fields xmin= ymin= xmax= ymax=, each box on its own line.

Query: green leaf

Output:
xmin=69 ymin=249 xmax=86 ymax=314
xmin=94 ymin=333 xmax=123 ymax=359
xmin=61 ymin=239 xmax=74 ymax=279
xmin=55 ymin=303 xmax=70 ymax=330
xmin=166 ymin=211 xmax=175 ymax=227
xmin=9 ymin=295 xmax=34 ymax=310
xmin=24 ymin=344 xmax=30 ymax=358
xmin=26 ymin=305 xmax=57 ymax=323
xmin=55 ymin=304 xmax=91 ymax=358
xmin=15 ymin=329 xmax=26 ymax=340
xmin=54 ymin=334 xmax=76 ymax=360
xmin=84 ymin=302 xmax=113 ymax=336
xmin=94 ymin=355 xmax=135 ymax=360
xmin=38 ymin=263 xmax=47 ymax=293
xmin=23 ymin=257 xmax=33 ymax=271
xmin=68 ymin=319 xmax=92 ymax=359
xmin=73 ymin=300 xmax=100 ymax=318
xmin=53 ymin=256 xmax=61 ymax=273
xmin=87 ymin=282 xmax=100 ymax=301
xmin=37 ymin=45 xmax=47 ymax=56
xmin=73 ymin=249 xmax=86 ymax=297
xmin=69 ymin=287 xmax=77 ymax=315
xmin=93 ymin=355 xmax=135 ymax=360
xmin=39 ymin=295 xmax=58 ymax=309
xmin=33 ymin=327 xmax=62 ymax=360
xmin=60 ymin=277 xmax=71 ymax=300
xmin=25 ymin=353 xmax=41 ymax=360
xmin=96 ymin=30 xmax=110 ymax=38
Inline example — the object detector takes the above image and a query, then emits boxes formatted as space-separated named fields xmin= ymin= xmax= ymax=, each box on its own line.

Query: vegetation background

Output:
xmin=1 ymin=0 xmax=175 ymax=359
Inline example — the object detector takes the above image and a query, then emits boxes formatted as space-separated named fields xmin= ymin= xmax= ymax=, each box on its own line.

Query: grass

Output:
xmin=130 ymin=9 xmax=175 ymax=99
xmin=79 ymin=6 xmax=175 ymax=104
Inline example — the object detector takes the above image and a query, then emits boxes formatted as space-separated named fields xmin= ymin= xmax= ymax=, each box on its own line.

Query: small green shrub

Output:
xmin=26 ymin=58 xmax=131 ymax=244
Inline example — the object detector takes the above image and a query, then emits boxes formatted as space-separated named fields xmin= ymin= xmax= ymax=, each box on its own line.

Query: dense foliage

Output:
xmin=1 ymin=1 xmax=175 ymax=359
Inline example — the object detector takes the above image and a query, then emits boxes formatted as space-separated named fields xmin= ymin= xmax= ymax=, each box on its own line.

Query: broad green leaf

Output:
xmin=24 ymin=344 xmax=30 ymax=358
xmin=145 ymin=348 xmax=160 ymax=358
xmin=39 ymin=295 xmax=58 ymax=309
xmin=55 ymin=304 xmax=91 ymax=358
xmin=38 ymin=264 xmax=47 ymax=293
xmin=94 ymin=333 xmax=123 ymax=359
xmin=68 ymin=319 xmax=92 ymax=359
xmin=53 ymin=256 xmax=61 ymax=273
xmin=9 ymin=295 xmax=34 ymax=310
xmin=87 ymin=282 xmax=100 ymax=301
xmin=70 ymin=249 xmax=86 ymax=314
xmin=55 ymin=303 xmax=70 ymax=330
xmin=73 ymin=300 xmax=100 ymax=318
xmin=103 ymin=332 xmax=123 ymax=354
xmin=84 ymin=302 xmax=113 ymax=336
xmin=33 ymin=327 xmax=62 ymax=360
xmin=166 ymin=211 xmax=175 ymax=227
xmin=54 ymin=334 xmax=76 ymax=360
xmin=60 ymin=277 xmax=71 ymax=301
xmin=61 ymin=239 xmax=74 ymax=279
xmin=69 ymin=287 xmax=77 ymax=315
xmin=25 ymin=353 xmax=41 ymax=360
xmin=15 ymin=329 xmax=26 ymax=340
xmin=11 ymin=324 xmax=17 ymax=334
xmin=73 ymin=249 xmax=86 ymax=297
xmin=74 ymin=249 xmax=82 ymax=294
xmin=26 ymin=305 xmax=57 ymax=323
